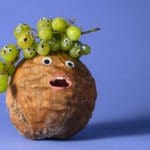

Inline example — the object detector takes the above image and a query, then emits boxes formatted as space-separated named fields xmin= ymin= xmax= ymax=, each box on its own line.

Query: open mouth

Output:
xmin=49 ymin=76 xmax=71 ymax=89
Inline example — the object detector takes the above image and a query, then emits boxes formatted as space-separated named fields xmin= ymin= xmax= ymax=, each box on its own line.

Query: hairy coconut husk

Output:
xmin=6 ymin=52 xmax=97 ymax=140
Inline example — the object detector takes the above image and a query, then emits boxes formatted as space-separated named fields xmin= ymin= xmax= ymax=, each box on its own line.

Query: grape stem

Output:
xmin=32 ymin=28 xmax=38 ymax=34
xmin=81 ymin=27 xmax=101 ymax=35
xmin=68 ymin=18 xmax=76 ymax=25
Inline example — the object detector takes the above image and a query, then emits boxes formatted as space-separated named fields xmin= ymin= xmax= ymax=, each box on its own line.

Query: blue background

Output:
xmin=0 ymin=0 xmax=150 ymax=149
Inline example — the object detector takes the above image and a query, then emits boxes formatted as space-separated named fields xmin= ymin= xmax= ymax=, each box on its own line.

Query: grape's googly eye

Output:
xmin=82 ymin=46 xmax=86 ymax=50
xmin=46 ymin=19 xmax=50 ymax=22
xmin=17 ymin=28 xmax=21 ymax=32
xmin=42 ymin=57 xmax=52 ymax=65
xmin=8 ymin=48 xmax=12 ymax=52
xmin=77 ymin=49 xmax=82 ymax=54
xmin=64 ymin=39 xmax=68 ymax=43
xmin=4 ymin=46 xmax=8 ymax=49
xmin=75 ymin=43 xmax=81 ymax=48
xmin=65 ymin=60 xmax=75 ymax=69
xmin=41 ymin=44 xmax=44 ymax=48
xmin=27 ymin=31 xmax=32 ymax=34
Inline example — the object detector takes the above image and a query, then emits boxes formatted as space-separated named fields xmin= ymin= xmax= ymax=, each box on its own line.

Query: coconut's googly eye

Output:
xmin=42 ymin=57 xmax=52 ymax=65
xmin=65 ymin=60 xmax=75 ymax=69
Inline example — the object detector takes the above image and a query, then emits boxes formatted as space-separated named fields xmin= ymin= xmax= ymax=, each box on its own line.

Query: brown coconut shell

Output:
xmin=6 ymin=52 xmax=97 ymax=140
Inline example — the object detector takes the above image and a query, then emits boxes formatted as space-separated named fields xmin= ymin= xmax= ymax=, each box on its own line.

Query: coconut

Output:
xmin=6 ymin=52 xmax=97 ymax=139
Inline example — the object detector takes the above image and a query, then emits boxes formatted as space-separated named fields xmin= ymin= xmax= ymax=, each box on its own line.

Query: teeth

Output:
xmin=55 ymin=76 xmax=65 ymax=80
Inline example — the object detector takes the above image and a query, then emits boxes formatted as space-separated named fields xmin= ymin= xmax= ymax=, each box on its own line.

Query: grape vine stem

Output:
xmin=81 ymin=27 xmax=101 ymax=35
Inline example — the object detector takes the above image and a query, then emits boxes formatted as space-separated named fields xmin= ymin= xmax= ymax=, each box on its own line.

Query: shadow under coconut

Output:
xmin=70 ymin=116 xmax=150 ymax=141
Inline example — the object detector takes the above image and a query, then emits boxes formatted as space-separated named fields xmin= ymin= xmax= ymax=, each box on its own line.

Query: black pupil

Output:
xmin=44 ymin=59 xmax=50 ymax=64
xmin=68 ymin=62 xmax=73 ymax=67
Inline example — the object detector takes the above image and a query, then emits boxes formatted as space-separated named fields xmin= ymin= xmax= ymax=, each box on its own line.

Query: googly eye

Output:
xmin=65 ymin=60 xmax=75 ymax=69
xmin=31 ymin=35 xmax=34 ymax=39
xmin=75 ymin=42 xmax=81 ymax=48
xmin=82 ymin=46 xmax=86 ymax=50
xmin=42 ymin=57 xmax=52 ymax=65
xmin=17 ymin=28 xmax=21 ymax=32
xmin=69 ymin=41 xmax=73 ymax=45
xmin=46 ymin=19 xmax=50 ymax=22
xmin=27 ymin=48 xmax=30 ymax=50
xmin=76 ymin=49 xmax=82 ymax=54
xmin=64 ymin=39 xmax=68 ymax=43
xmin=8 ymin=48 xmax=12 ymax=52
xmin=27 ymin=30 xmax=32 ymax=34
xmin=4 ymin=46 xmax=8 ymax=49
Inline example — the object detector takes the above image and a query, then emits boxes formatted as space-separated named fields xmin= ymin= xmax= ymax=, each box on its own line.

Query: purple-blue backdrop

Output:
xmin=0 ymin=0 xmax=150 ymax=149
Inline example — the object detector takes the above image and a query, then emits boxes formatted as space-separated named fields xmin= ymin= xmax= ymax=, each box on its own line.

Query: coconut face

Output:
xmin=6 ymin=52 xmax=97 ymax=139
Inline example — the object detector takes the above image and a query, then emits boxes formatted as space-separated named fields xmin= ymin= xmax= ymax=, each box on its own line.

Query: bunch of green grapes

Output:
xmin=36 ymin=17 xmax=93 ymax=58
xmin=0 ymin=16 xmax=99 ymax=93
xmin=0 ymin=44 xmax=19 ymax=93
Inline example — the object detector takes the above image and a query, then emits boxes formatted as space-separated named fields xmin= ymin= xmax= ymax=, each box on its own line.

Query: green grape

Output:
xmin=0 ymin=44 xmax=19 ymax=62
xmin=0 ymin=62 xmax=4 ymax=74
xmin=66 ymin=26 xmax=81 ymax=41
xmin=81 ymin=45 xmax=91 ymax=55
xmin=38 ymin=27 xmax=53 ymax=40
xmin=49 ymin=38 xmax=61 ymax=51
xmin=37 ymin=17 xmax=52 ymax=30
xmin=0 ymin=74 xmax=8 ymax=93
xmin=17 ymin=32 xmax=34 ymax=49
xmin=51 ymin=17 xmax=68 ymax=32
xmin=60 ymin=36 xmax=73 ymax=51
xmin=37 ymin=41 xmax=50 ymax=56
xmin=23 ymin=46 xmax=37 ymax=59
xmin=14 ymin=23 xmax=31 ymax=38
xmin=74 ymin=41 xmax=82 ymax=48
xmin=5 ymin=63 xmax=16 ymax=76
xmin=69 ymin=42 xmax=82 ymax=58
